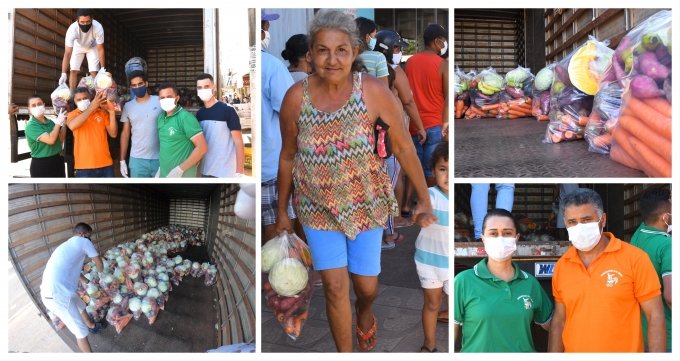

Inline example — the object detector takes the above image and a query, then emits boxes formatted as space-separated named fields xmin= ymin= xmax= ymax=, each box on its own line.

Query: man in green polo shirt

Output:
xmin=156 ymin=82 xmax=208 ymax=177
xmin=24 ymin=95 xmax=67 ymax=177
xmin=631 ymin=186 xmax=672 ymax=352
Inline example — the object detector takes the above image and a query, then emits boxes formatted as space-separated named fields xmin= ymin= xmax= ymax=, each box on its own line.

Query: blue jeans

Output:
xmin=411 ymin=125 xmax=442 ymax=177
xmin=129 ymin=157 xmax=160 ymax=178
xmin=471 ymin=183 xmax=515 ymax=239
xmin=75 ymin=165 xmax=114 ymax=178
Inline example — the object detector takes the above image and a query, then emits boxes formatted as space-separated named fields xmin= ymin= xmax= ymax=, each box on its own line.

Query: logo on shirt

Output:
xmin=517 ymin=295 xmax=533 ymax=310
xmin=600 ymin=269 xmax=623 ymax=288
xmin=168 ymin=127 xmax=177 ymax=136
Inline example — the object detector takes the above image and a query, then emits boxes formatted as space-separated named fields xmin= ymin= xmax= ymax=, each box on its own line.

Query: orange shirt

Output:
xmin=405 ymin=52 xmax=445 ymax=134
xmin=67 ymin=109 xmax=113 ymax=169
xmin=552 ymin=233 xmax=661 ymax=352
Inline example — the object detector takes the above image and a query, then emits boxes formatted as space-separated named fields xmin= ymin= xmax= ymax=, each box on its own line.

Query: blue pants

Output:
xmin=75 ymin=165 xmax=114 ymax=178
xmin=129 ymin=157 xmax=160 ymax=178
xmin=471 ymin=183 xmax=515 ymax=239
xmin=411 ymin=125 xmax=442 ymax=177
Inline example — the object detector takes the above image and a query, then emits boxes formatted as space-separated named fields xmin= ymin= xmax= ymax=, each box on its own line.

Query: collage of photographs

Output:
xmin=1 ymin=3 xmax=677 ymax=361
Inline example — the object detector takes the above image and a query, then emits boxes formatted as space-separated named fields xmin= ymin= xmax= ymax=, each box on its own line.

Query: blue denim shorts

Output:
xmin=411 ymin=125 xmax=443 ymax=177
xmin=303 ymin=226 xmax=382 ymax=276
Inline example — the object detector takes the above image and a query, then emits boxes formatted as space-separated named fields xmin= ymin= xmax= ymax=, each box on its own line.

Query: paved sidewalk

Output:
xmin=262 ymin=225 xmax=450 ymax=353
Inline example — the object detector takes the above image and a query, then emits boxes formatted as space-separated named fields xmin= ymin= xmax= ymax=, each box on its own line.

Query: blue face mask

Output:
xmin=368 ymin=36 xmax=377 ymax=51
xmin=131 ymin=86 xmax=147 ymax=98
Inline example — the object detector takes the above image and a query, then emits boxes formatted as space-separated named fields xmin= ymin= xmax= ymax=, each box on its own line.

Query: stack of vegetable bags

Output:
xmin=454 ymin=67 xmax=471 ymax=119
xmin=532 ymin=65 xmax=554 ymax=121
xmin=608 ymin=10 xmax=671 ymax=177
xmin=544 ymin=36 xmax=614 ymax=143
xmin=465 ymin=68 xmax=505 ymax=119
xmin=71 ymin=225 xmax=217 ymax=334
xmin=498 ymin=66 xmax=534 ymax=119
xmin=94 ymin=68 xmax=122 ymax=112
xmin=262 ymin=232 xmax=314 ymax=340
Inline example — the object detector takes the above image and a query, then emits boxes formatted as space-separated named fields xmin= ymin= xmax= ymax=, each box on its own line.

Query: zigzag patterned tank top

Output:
xmin=293 ymin=72 xmax=398 ymax=239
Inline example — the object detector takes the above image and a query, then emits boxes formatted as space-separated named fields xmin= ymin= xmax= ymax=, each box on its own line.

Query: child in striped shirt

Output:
xmin=414 ymin=141 xmax=449 ymax=352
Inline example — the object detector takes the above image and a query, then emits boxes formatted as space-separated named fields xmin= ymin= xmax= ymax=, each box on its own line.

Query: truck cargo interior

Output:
xmin=8 ymin=183 xmax=255 ymax=352
xmin=9 ymin=8 xmax=255 ymax=176
xmin=453 ymin=8 xmax=668 ymax=178
xmin=453 ymin=183 xmax=669 ymax=351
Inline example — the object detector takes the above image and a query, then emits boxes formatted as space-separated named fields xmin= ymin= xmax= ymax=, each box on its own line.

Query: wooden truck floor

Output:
xmin=454 ymin=117 xmax=645 ymax=178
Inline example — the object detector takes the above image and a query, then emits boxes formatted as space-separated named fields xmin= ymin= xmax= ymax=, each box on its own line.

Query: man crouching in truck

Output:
xmin=59 ymin=9 xmax=106 ymax=91
xmin=40 ymin=223 xmax=106 ymax=352
xmin=548 ymin=188 xmax=666 ymax=352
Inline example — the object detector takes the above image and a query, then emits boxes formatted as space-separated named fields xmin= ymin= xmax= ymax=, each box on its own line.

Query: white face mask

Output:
xmin=440 ymin=39 xmax=448 ymax=56
xmin=30 ymin=105 xmax=45 ymax=118
xmin=484 ymin=236 xmax=517 ymax=261
xmin=567 ymin=220 xmax=602 ymax=252
xmin=262 ymin=30 xmax=271 ymax=50
xmin=392 ymin=52 xmax=402 ymax=65
xmin=76 ymin=99 xmax=90 ymax=112
xmin=197 ymin=88 xmax=213 ymax=102
xmin=160 ymin=97 xmax=177 ymax=112
xmin=663 ymin=213 xmax=672 ymax=234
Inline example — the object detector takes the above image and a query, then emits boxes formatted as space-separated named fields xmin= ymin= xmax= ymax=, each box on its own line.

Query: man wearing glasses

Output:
xmin=119 ymin=70 xmax=161 ymax=177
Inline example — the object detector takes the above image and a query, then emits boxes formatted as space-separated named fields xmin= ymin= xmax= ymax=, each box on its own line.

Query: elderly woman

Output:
xmin=454 ymin=208 xmax=553 ymax=352
xmin=275 ymin=10 xmax=436 ymax=352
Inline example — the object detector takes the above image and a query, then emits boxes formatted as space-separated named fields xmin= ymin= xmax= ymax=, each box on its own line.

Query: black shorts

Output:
xmin=30 ymin=154 xmax=66 ymax=177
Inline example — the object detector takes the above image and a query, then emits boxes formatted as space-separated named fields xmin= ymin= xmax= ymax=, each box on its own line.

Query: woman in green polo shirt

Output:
xmin=454 ymin=208 xmax=553 ymax=352
xmin=24 ymin=95 xmax=67 ymax=177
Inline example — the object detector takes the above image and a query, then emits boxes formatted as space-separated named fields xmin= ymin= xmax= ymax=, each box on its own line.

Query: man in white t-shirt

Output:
xmin=40 ymin=223 xmax=105 ymax=352
xmin=59 ymin=9 xmax=106 ymax=90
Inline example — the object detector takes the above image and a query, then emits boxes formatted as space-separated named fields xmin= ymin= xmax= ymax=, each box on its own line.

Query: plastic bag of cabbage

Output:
xmin=261 ymin=231 xmax=313 ymax=340
xmin=80 ymin=225 xmax=218 ymax=333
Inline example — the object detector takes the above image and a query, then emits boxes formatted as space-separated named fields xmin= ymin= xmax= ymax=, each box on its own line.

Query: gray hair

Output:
xmin=560 ymin=188 xmax=604 ymax=218
xmin=309 ymin=10 xmax=362 ymax=49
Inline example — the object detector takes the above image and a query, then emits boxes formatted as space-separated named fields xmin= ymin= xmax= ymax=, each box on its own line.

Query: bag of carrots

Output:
xmin=261 ymin=232 xmax=314 ymax=340
xmin=465 ymin=67 xmax=504 ymax=119
xmin=498 ymin=66 xmax=534 ymax=119
xmin=454 ymin=67 xmax=471 ymax=119
xmin=585 ymin=81 xmax=623 ymax=154
xmin=544 ymin=37 xmax=613 ymax=143
xmin=531 ymin=64 xmax=555 ymax=121
xmin=608 ymin=10 xmax=671 ymax=177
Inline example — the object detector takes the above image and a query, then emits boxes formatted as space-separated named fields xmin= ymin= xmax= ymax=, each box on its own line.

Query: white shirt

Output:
xmin=40 ymin=236 xmax=98 ymax=298
xmin=64 ymin=20 xmax=105 ymax=49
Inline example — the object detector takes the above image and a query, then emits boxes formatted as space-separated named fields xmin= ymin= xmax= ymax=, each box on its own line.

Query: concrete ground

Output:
xmin=454 ymin=117 xmax=645 ymax=178
xmin=261 ymin=224 xmax=450 ymax=353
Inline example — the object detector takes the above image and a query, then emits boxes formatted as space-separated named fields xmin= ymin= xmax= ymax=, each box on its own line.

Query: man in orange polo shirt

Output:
xmin=67 ymin=88 xmax=117 ymax=177
xmin=548 ymin=188 xmax=666 ymax=352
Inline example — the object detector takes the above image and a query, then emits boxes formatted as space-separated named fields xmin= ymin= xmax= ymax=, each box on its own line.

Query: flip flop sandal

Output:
xmin=356 ymin=315 xmax=378 ymax=352
xmin=420 ymin=345 xmax=437 ymax=353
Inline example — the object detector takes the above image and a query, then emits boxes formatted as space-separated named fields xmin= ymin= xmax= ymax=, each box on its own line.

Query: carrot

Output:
xmin=480 ymin=104 xmax=499 ymax=111
xmin=578 ymin=116 xmax=589 ymax=126
xmin=610 ymin=143 xmax=641 ymax=170
xmin=293 ymin=316 xmax=303 ymax=337
xmin=626 ymin=97 xmax=671 ymax=140
xmin=619 ymin=115 xmax=671 ymax=163
xmin=561 ymin=114 xmax=577 ymax=126
xmin=284 ymin=317 xmax=295 ymax=335
xmin=642 ymin=97 xmax=671 ymax=118
xmin=550 ymin=132 xmax=563 ymax=143
xmin=591 ymin=133 xmax=612 ymax=149
xmin=536 ymin=114 xmax=549 ymax=122
xmin=628 ymin=135 xmax=671 ymax=177
xmin=508 ymin=109 xmax=528 ymax=117
xmin=612 ymin=127 xmax=663 ymax=177
xmin=564 ymin=130 xmax=575 ymax=139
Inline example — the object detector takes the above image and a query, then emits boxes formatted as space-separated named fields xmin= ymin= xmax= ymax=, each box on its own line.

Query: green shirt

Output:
xmin=157 ymin=106 xmax=203 ymax=177
xmin=24 ymin=117 xmax=62 ymax=158
xmin=631 ymin=222 xmax=672 ymax=350
xmin=454 ymin=258 xmax=553 ymax=352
